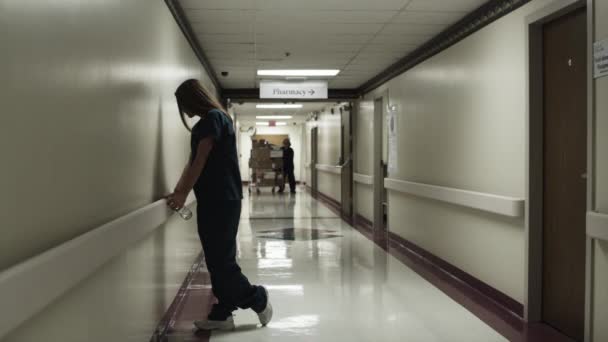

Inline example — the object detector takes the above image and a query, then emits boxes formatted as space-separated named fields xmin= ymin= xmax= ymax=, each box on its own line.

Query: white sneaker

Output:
xmin=257 ymin=287 xmax=273 ymax=326
xmin=194 ymin=316 xmax=235 ymax=331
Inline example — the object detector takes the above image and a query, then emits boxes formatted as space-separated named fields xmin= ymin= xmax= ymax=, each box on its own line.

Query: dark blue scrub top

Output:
xmin=190 ymin=109 xmax=243 ymax=202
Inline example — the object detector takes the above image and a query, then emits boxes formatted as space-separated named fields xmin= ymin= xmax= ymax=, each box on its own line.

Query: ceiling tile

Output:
xmin=255 ymin=0 xmax=410 ymax=11
xmin=379 ymin=23 xmax=447 ymax=36
xmin=255 ymin=22 xmax=384 ymax=35
xmin=197 ymin=33 xmax=254 ymax=44
xmin=186 ymin=9 xmax=256 ymax=24
xmin=361 ymin=43 xmax=416 ymax=54
xmin=254 ymin=10 xmax=396 ymax=24
xmin=255 ymin=33 xmax=374 ymax=45
xmin=405 ymin=0 xmax=487 ymax=12
xmin=179 ymin=0 xmax=255 ymax=10
xmin=371 ymin=34 xmax=432 ymax=46
xmin=179 ymin=0 xmax=492 ymax=88
xmin=392 ymin=10 xmax=466 ymax=25
xmin=204 ymin=43 xmax=256 ymax=53
xmin=191 ymin=21 xmax=252 ymax=35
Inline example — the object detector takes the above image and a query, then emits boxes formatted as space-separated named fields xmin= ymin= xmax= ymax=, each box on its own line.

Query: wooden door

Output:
xmin=311 ymin=127 xmax=319 ymax=195
xmin=341 ymin=104 xmax=354 ymax=220
xmin=542 ymin=8 xmax=587 ymax=341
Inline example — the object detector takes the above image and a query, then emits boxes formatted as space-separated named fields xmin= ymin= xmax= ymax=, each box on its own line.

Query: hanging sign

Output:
xmin=594 ymin=38 xmax=608 ymax=79
xmin=260 ymin=80 xmax=328 ymax=99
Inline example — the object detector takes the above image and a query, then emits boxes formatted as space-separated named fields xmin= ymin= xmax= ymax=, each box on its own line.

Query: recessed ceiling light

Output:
xmin=256 ymin=122 xmax=269 ymax=126
xmin=256 ymin=115 xmax=293 ymax=120
xmin=275 ymin=122 xmax=288 ymax=126
xmin=257 ymin=69 xmax=340 ymax=77
xmin=256 ymin=104 xmax=303 ymax=109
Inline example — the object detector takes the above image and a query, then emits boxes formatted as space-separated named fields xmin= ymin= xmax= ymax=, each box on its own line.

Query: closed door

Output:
xmin=341 ymin=104 xmax=353 ymax=219
xmin=373 ymin=97 xmax=387 ymax=231
xmin=311 ymin=127 xmax=319 ymax=194
xmin=542 ymin=8 xmax=587 ymax=341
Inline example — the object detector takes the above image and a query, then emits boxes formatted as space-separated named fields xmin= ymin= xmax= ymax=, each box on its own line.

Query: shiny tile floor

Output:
xmin=194 ymin=189 xmax=507 ymax=342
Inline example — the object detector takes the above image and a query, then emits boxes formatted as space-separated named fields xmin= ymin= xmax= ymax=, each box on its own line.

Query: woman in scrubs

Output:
xmin=166 ymin=79 xmax=272 ymax=331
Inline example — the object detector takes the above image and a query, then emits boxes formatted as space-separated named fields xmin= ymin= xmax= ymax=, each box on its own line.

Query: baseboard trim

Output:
xmin=151 ymin=252 xmax=206 ymax=342
xmin=0 ymin=196 xmax=196 ymax=339
xmin=386 ymin=231 xmax=524 ymax=317
xmin=350 ymin=220 xmax=526 ymax=340
xmin=354 ymin=214 xmax=374 ymax=233
xmin=315 ymin=191 xmax=342 ymax=217
xmin=350 ymin=211 xmax=524 ymax=318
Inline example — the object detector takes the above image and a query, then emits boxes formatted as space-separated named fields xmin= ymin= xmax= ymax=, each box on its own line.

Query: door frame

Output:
xmin=373 ymin=95 xmax=388 ymax=232
xmin=340 ymin=103 xmax=355 ymax=221
xmin=310 ymin=126 xmax=319 ymax=196
xmin=525 ymin=2 xmax=594 ymax=341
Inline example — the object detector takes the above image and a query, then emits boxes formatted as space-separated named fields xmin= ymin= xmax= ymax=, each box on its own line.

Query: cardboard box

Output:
xmin=251 ymin=139 xmax=268 ymax=148
xmin=270 ymin=150 xmax=283 ymax=158
xmin=251 ymin=148 xmax=271 ymax=159
xmin=249 ymin=159 xmax=274 ymax=169
xmin=272 ymin=159 xmax=283 ymax=169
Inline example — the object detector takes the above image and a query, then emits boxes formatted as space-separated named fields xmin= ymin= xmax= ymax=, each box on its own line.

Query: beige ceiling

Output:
xmin=178 ymin=0 xmax=488 ymax=89
xmin=233 ymin=102 xmax=336 ymax=124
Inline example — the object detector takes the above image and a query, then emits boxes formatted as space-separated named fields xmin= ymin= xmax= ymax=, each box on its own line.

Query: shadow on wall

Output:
xmin=152 ymin=99 xmax=167 ymax=201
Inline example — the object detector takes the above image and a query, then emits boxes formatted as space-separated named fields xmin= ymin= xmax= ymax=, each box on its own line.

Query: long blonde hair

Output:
xmin=174 ymin=79 xmax=230 ymax=131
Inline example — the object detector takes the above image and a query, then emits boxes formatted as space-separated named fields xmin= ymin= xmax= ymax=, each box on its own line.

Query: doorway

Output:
xmin=529 ymin=3 xmax=588 ymax=341
xmin=541 ymin=8 xmax=587 ymax=340
xmin=340 ymin=104 xmax=354 ymax=221
xmin=310 ymin=126 xmax=319 ymax=195
xmin=373 ymin=97 xmax=388 ymax=232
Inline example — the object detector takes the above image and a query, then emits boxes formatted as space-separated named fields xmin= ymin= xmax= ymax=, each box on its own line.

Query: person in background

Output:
xmin=280 ymin=138 xmax=296 ymax=194
xmin=166 ymin=79 xmax=273 ymax=331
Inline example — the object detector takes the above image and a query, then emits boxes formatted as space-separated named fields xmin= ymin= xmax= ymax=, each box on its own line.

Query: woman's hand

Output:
xmin=166 ymin=190 xmax=187 ymax=211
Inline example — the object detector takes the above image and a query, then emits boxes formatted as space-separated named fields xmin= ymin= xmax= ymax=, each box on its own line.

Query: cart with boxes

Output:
xmin=248 ymin=139 xmax=285 ymax=194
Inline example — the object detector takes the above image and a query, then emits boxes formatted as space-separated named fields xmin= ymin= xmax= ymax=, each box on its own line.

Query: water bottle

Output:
xmin=176 ymin=206 xmax=193 ymax=220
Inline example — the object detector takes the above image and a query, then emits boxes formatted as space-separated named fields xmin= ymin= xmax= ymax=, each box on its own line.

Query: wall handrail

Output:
xmin=354 ymin=173 xmax=373 ymax=185
xmin=315 ymin=163 xmax=342 ymax=175
xmin=383 ymin=178 xmax=525 ymax=217
xmin=0 ymin=196 xmax=195 ymax=339
xmin=587 ymin=211 xmax=608 ymax=242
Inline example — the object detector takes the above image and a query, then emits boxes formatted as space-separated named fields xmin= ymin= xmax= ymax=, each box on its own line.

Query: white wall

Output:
xmin=3 ymin=215 xmax=201 ymax=342
xmin=304 ymin=125 xmax=312 ymax=185
xmin=362 ymin=1 xmax=552 ymax=304
xmin=314 ymin=104 xmax=344 ymax=202
xmin=593 ymin=0 xmax=608 ymax=340
xmin=238 ymin=124 xmax=304 ymax=182
xmin=0 ymin=0 xmax=214 ymax=272
xmin=0 ymin=0 xmax=213 ymax=338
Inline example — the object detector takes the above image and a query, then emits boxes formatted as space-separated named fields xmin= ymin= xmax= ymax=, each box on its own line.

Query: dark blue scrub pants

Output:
xmin=196 ymin=200 xmax=266 ymax=320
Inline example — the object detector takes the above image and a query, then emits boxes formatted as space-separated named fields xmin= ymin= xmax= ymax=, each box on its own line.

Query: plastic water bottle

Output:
xmin=176 ymin=206 xmax=193 ymax=220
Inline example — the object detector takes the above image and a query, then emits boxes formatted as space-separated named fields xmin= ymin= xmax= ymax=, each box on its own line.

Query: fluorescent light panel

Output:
xmin=256 ymin=104 xmax=302 ymax=109
xmin=257 ymin=69 xmax=340 ymax=77
xmin=256 ymin=122 xmax=288 ymax=126
xmin=256 ymin=115 xmax=293 ymax=120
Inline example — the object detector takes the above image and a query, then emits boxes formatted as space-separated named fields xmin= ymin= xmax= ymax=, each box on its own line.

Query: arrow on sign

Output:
xmin=308 ymin=89 xmax=315 ymax=95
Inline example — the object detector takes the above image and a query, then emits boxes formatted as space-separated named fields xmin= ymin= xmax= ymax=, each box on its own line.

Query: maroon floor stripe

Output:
xmin=350 ymin=223 xmax=575 ymax=342
xmin=151 ymin=252 xmax=214 ymax=342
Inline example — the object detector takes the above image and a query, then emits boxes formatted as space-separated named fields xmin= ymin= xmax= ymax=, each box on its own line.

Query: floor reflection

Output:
xmin=257 ymin=228 xmax=342 ymax=241
xmin=179 ymin=188 xmax=510 ymax=342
